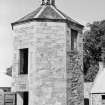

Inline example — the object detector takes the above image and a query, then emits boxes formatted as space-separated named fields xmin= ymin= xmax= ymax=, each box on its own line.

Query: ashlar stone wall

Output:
xmin=91 ymin=94 xmax=102 ymax=105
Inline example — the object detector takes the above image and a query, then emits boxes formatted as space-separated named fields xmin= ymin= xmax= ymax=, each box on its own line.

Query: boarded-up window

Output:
xmin=84 ymin=98 xmax=89 ymax=105
xmin=19 ymin=48 xmax=28 ymax=74
xmin=4 ymin=93 xmax=16 ymax=105
xmin=102 ymin=95 xmax=105 ymax=105
xmin=71 ymin=29 xmax=78 ymax=50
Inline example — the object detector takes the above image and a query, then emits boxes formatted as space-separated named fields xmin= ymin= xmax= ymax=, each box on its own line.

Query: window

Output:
xmin=19 ymin=48 xmax=28 ymax=74
xmin=4 ymin=93 xmax=16 ymax=105
xmin=71 ymin=29 xmax=78 ymax=50
xmin=84 ymin=98 xmax=89 ymax=105
xmin=102 ymin=95 xmax=105 ymax=105
xmin=102 ymin=95 xmax=105 ymax=100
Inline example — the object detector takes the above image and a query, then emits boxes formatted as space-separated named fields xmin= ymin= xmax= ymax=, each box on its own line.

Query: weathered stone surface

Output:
xmin=12 ymin=75 xmax=28 ymax=92
xmin=12 ymin=21 xmax=83 ymax=105
xmin=0 ymin=90 xmax=4 ymax=105
xmin=66 ymin=52 xmax=83 ymax=105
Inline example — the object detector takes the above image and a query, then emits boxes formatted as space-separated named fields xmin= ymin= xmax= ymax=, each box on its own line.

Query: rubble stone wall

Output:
xmin=66 ymin=25 xmax=83 ymax=105
xmin=12 ymin=21 xmax=83 ymax=105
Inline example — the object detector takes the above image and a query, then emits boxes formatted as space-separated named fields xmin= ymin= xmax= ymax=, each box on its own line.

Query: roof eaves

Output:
xmin=11 ymin=18 xmax=68 ymax=29
xmin=54 ymin=7 xmax=84 ymax=28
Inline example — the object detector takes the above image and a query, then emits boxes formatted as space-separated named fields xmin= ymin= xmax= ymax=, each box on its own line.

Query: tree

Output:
xmin=84 ymin=20 xmax=105 ymax=82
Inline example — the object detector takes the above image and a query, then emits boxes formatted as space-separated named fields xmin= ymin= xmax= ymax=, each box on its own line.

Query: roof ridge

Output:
xmin=35 ymin=5 xmax=47 ymax=18
xmin=50 ymin=5 xmax=66 ymax=19
xmin=54 ymin=6 xmax=81 ymax=25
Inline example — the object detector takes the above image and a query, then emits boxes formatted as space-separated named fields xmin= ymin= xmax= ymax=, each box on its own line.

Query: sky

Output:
xmin=0 ymin=0 xmax=105 ymax=72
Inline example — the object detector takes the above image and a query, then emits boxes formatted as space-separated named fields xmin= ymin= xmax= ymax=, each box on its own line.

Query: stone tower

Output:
xmin=11 ymin=0 xmax=84 ymax=105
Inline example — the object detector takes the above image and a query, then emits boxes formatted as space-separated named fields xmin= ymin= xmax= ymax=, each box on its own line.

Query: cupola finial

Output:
xmin=46 ymin=0 xmax=50 ymax=5
xmin=41 ymin=0 xmax=55 ymax=6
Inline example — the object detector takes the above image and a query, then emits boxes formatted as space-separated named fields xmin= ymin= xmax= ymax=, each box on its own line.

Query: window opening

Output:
xmin=19 ymin=48 xmax=28 ymax=74
xmin=71 ymin=29 xmax=78 ymax=50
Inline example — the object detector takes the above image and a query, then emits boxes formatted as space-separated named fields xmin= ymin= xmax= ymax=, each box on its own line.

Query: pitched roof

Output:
xmin=91 ymin=68 xmax=105 ymax=93
xmin=13 ymin=5 xmax=83 ymax=27
xmin=18 ymin=6 xmax=42 ymax=22
xmin=0 ymin=73 xmax=12 ymax=88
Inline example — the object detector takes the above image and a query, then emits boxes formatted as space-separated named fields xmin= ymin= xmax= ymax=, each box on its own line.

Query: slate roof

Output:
xmin=91 ymin=68 xmax=105 ymax=93
xmin=13 ymin=4 xmax=83 ymax=27
xmin=18 ymin=6 xmax=42 ymax=22
xmin=0 ymin=73 xmax=12 ymax=87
